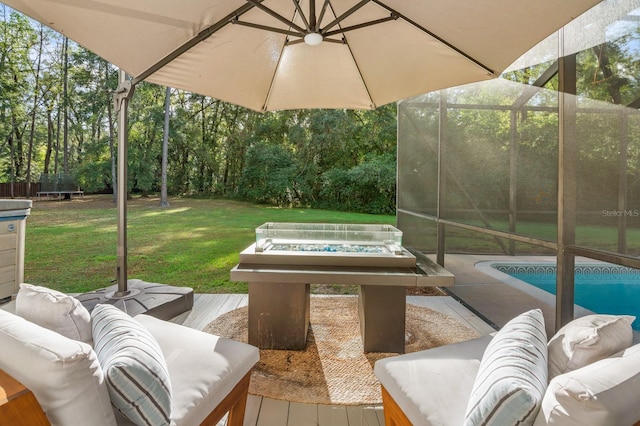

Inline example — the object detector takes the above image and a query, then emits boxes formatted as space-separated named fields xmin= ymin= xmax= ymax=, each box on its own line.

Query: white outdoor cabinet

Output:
xmin=0 ymin=200 xmax=32 ymax=300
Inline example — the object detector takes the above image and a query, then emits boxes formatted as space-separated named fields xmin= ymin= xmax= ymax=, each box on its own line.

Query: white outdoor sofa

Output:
xmin=0 ymin=284 xmax=259 ymax=426
xmin=375 ymin=309 xmax=640 ymax=426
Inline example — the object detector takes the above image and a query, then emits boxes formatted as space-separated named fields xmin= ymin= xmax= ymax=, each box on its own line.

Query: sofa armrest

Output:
xmin=134 ymin=314 xmax=259 ymax=426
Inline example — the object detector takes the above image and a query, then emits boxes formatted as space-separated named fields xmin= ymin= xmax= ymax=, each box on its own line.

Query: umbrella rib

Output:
xmin=291 ymin=0 xmax=311 ymax=32
xmin=262 ymin=38 xmax=291 ymax=112
xmin=323 ymin=15 xmax=397 ymax=38
xmin=131 ymin=2 xmax=261 ymax=85
xmin=371 ymin=0 xmax=496 ymax=76
xmin=246 ymin=0 xmax=306 ymax=34
xmin=233 ymin=19 xmax=302 ymax=37
xmin=345 ymin=39 xmax=376 ymax=108
xmin=321 ymin=0 xmax=370 ymax=33
xmin=317 ymin=0 xmax=331 ymax=29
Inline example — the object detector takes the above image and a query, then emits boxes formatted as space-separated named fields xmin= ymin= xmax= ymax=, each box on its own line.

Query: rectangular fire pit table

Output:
xmin=230 ymin=223 xmax=454 ymax=353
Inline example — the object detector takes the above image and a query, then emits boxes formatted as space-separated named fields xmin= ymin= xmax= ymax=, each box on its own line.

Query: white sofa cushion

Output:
xmin=464 ymin=309 xmax=548 ymax=426
xmin=374 ymin=335 xmax=493 ymax=426
xmin=135 ymin=314 xmax=260 ymax=426
xmin=534 ymin=343 xmax=640 ymax=425
xmin=0 ymin=309 xmax=116 ymax=426
xmin=92 ymin=304 xmax=172 ymax=426
xmin=15 ymin=283 xmax=92 ymax=344
xmin=547 ymin=314 xmax=634 ymax=380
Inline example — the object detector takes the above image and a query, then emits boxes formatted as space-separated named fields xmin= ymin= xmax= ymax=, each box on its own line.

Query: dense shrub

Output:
xmin=239 ymin=143 xmax=297 ymax=207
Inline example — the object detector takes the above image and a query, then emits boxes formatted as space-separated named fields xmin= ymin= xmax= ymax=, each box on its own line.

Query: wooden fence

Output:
xmin=0 ymin=183 xmax=40 ymax=198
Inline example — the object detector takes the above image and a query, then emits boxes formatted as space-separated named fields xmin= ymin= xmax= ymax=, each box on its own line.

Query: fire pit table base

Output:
xmin=248 ymin=281 xmax=407 ymax=353
xmin=248 ymin=282 xmax=310 ymax=350
xmin=359 ymin=286 xmax=406 ymax=353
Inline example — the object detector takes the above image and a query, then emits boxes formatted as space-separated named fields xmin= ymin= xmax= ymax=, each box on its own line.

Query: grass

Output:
xmin=24 ymin=195 xmax=639 ymax=294
xmin=24 ymin=195 xmax=395 ymax=294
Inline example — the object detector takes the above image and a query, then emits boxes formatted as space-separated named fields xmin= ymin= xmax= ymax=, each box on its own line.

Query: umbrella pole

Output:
xmin=75 ymin=71 xmax=193 ymax=318
xmin=115 ymin=69 xmax=134 ymax=296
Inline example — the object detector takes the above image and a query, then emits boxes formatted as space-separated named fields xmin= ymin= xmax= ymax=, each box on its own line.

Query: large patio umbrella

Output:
xmin=4 ymin=0 xmax=601 ymax=111
xmin=2 ymin=0 xmax=601 ymax=303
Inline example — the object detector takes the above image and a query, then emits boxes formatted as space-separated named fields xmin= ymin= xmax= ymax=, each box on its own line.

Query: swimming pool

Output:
xmin=490 ymin=262 xmax=640 ymax=330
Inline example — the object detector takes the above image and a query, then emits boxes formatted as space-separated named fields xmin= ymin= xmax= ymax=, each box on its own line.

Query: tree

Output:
xmin=239 ymin=142 xmax=296 ymax=206
xmin=0 ymin=8 xmax=35 ymax=193
xmin=70 ymin=49 xmax=117 ymax=194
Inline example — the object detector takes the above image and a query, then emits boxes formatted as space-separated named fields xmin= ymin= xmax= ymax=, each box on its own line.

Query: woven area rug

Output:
xmin=202 ymin=296 xmax=480 ymax=405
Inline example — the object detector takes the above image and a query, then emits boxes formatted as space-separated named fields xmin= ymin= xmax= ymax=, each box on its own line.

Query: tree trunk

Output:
xmin=54 ymin=75 xmax=61 ymax=175
xmin=107 ymin=64 xmax=117 ymax=203
xmin=8 ymin=124 xmax=15 ymax=199
xmin=25 ymin=25 xmax=44 ymax=199
xmin=44 ymin=109 xmax=53 ymax=174
xmin=160 ymin=86 xmax=171 ymax=207
xmin=63 ymin=36 xmax=69 ymax=175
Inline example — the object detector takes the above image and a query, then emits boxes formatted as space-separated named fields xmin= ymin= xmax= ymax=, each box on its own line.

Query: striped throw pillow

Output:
xmin=464 ymin=309 xmax=548 ymax=426
xmin=92 ymin=304 xmax=171 ymax=426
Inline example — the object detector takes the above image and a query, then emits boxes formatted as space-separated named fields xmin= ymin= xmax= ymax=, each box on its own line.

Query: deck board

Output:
xmin=174 ymin=293 xmax=247 ymax=330
xmin=243 ymin=395 xmax=262 ymax=426
xmin=287 ymin=402 xmax=318 ymax=425
xmin=256 ymin=398 xmax=289 ymax=426
xmin=317 ymin=404 xmax=349 ymax=426
xmin=346 ymin=405 xmax=383 ymax=426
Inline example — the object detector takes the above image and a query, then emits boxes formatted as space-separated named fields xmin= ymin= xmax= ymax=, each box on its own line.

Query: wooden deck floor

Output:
xmin=170 ymin=294 xmax=495 ymax=426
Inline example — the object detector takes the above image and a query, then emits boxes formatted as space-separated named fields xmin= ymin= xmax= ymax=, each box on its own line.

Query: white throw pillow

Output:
xmin=0 ymin=309 xmax=116 ymax=426
xmin=547 ymin=314 xmax=634 ymax=380
xmin=15 ymin=283 xmax=92 ymax=344
xmin=464 ymin=309 xmax=548 ymax=426
xmin=92 ymin=304 xmax=172 ymax=426
xmin=534 ymin=343 xmax=640 ymax=426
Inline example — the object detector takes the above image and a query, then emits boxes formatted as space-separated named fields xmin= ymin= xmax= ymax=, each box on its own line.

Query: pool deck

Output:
xmin=441 ymin=254 xmax=640 ymax=343
xmin=437 ymin=254 xmax=594 ymax=338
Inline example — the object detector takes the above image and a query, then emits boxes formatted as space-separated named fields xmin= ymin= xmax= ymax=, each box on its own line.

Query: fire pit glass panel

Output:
xmin=255 ymin=222 xmax=403 ymax=254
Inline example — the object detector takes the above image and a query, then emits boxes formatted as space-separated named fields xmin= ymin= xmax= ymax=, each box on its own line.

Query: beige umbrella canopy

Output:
xmin=4 ymin=0 xmax=601 ymax=111
xmin=2 ymin=0 xmax=601 ymax=298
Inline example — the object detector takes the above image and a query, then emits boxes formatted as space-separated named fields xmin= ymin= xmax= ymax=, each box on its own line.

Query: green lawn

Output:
xmin=24 ymin=195 xmax=395 ymax=294
xmin=24 ymin=196 xmax=639 ymax=294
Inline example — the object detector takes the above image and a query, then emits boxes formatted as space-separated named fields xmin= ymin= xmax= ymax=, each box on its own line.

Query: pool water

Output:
xmin=492 ymin=263 xmax=640 ymax=330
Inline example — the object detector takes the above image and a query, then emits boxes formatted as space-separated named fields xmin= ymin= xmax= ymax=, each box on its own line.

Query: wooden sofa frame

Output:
xmin=381 ymin=384 xmax=640 ymax=426
xmin=0 ymin=368 xmax=253 ymax=426
xmin=201 ymin=371 xmax=252 ymax=426
xmin=381 ymin=385 xmax=412 ymax=426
